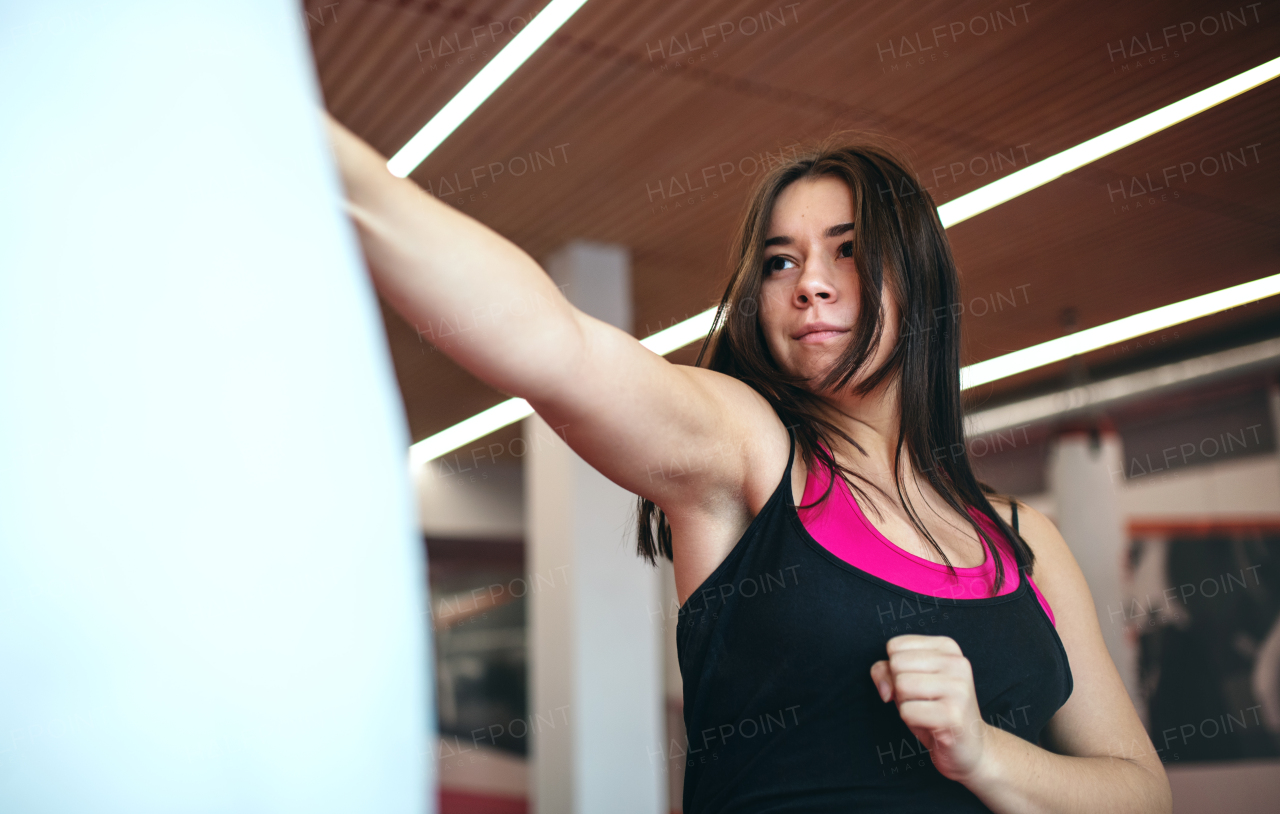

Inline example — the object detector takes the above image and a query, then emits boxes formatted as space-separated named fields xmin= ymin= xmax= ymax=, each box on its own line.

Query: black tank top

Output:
xmin=676 ymin=427 xmax=1073 ymax=813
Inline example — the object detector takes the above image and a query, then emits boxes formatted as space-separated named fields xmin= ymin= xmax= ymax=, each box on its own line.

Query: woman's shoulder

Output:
xmin=965 ymin=494 xmax=1017 ymax=542
xmin=977 ymin=496 xmax=1066 ymax=556
xmin=980 ymin=493 xmax=1017 ymax=526
xmin=655 ymin=365 xmax=793 ymax=512
xmin=984 ymin=499 xmax=1091 ymax=621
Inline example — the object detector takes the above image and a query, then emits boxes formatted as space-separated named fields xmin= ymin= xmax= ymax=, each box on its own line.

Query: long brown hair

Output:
xmin=636 ymin=133 xmax=1034 ymax=593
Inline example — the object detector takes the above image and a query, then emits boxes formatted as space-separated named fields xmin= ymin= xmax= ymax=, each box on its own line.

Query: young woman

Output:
xmin=325 ymin=115 xmax=1172 ymax=813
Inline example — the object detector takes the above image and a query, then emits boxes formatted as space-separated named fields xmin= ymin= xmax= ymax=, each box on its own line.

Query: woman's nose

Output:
xmin=793 ymin=263 xmax=837 ymax=306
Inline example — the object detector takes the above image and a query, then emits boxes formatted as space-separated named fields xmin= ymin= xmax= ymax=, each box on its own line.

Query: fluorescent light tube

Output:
xmin=386 ymin=0 xmax=593 ymax=177
xmin=937 ymin=54 xmax=1280 ymax=227
xmin=965 ymin=337 xmax=1280 ymax=436
xmin=959 ymin=272 xmax=1280 ymax=389
xmin=639 ymin=308 xmax=720 ymax=356
xmin=409 ymin=397 xmax=534 ymax=468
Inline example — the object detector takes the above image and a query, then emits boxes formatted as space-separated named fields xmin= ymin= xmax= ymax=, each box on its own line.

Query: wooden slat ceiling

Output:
xmin=308 ymin=0 xmax=1280 ymax=447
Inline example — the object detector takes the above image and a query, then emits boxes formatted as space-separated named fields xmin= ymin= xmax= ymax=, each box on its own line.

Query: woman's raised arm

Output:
xmin=326 ymin=113 xmax=581 ymax=407
xmin=324 ymin=113 xmax=783 ymax=518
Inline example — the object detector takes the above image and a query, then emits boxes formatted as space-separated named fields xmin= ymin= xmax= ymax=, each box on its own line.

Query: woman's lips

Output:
xmin=796 ymin=329 xmax=847 ymax=344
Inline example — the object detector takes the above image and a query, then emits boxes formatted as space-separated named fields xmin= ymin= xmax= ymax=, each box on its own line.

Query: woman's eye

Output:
xmin=838 ymin=241 xmax=854 ymax=258
xmin=765 ymin=255 xmax=796 ymax=274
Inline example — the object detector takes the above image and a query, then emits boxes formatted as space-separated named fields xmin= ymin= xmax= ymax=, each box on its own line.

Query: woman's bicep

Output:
xmin=526 ymin=311 xmax=779 ymax=512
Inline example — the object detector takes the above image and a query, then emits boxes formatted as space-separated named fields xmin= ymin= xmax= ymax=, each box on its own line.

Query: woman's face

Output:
xmin=757 ymin=175 xmax=899 ymax=395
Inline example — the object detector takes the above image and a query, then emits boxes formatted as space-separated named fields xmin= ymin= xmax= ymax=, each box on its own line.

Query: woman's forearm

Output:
xmin=964 ymin=723 xmax=1172 ymax=814
xmin=325 ymin=114 xmax=585 ymax=401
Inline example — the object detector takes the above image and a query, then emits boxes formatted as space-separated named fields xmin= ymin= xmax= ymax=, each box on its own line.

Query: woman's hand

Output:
xmin=869 ymin=634 xmax=989 ymax=783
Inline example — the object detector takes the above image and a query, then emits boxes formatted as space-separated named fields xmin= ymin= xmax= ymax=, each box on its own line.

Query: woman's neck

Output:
xmin=814 ymin=375 xmax=951 ymax=515
xmin=816 ymin=375 xmax=905 ymax=475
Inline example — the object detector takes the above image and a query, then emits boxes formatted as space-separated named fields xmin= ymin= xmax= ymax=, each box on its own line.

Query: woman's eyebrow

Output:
xmin=764 ymin=222 xmax=855 ymax=248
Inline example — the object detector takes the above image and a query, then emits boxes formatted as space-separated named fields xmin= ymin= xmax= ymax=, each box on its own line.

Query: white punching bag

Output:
xmin=0 ymin=2 xmax=433 ymax=812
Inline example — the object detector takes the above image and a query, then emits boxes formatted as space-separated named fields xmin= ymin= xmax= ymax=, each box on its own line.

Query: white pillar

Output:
xmin=526 ymin=242 xmax=665 ymax=814
xmin=0 ymin=3 xmax=431 ymax=812
xmin=1047 ymin=426 xmax=1140 ymax=705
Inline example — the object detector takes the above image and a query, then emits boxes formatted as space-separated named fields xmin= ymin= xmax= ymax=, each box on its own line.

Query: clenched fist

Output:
xmin=869 ymin=634 xmax=990 ymax=783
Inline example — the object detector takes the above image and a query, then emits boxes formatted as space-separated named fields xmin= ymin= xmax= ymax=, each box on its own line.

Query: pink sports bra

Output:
xmin=796 ymin=453 xmax=1056 ymax=626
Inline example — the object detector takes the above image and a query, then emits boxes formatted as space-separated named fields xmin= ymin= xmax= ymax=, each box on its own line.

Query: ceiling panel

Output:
xmin=308 ymin=0 xmax=1280 ymax=442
